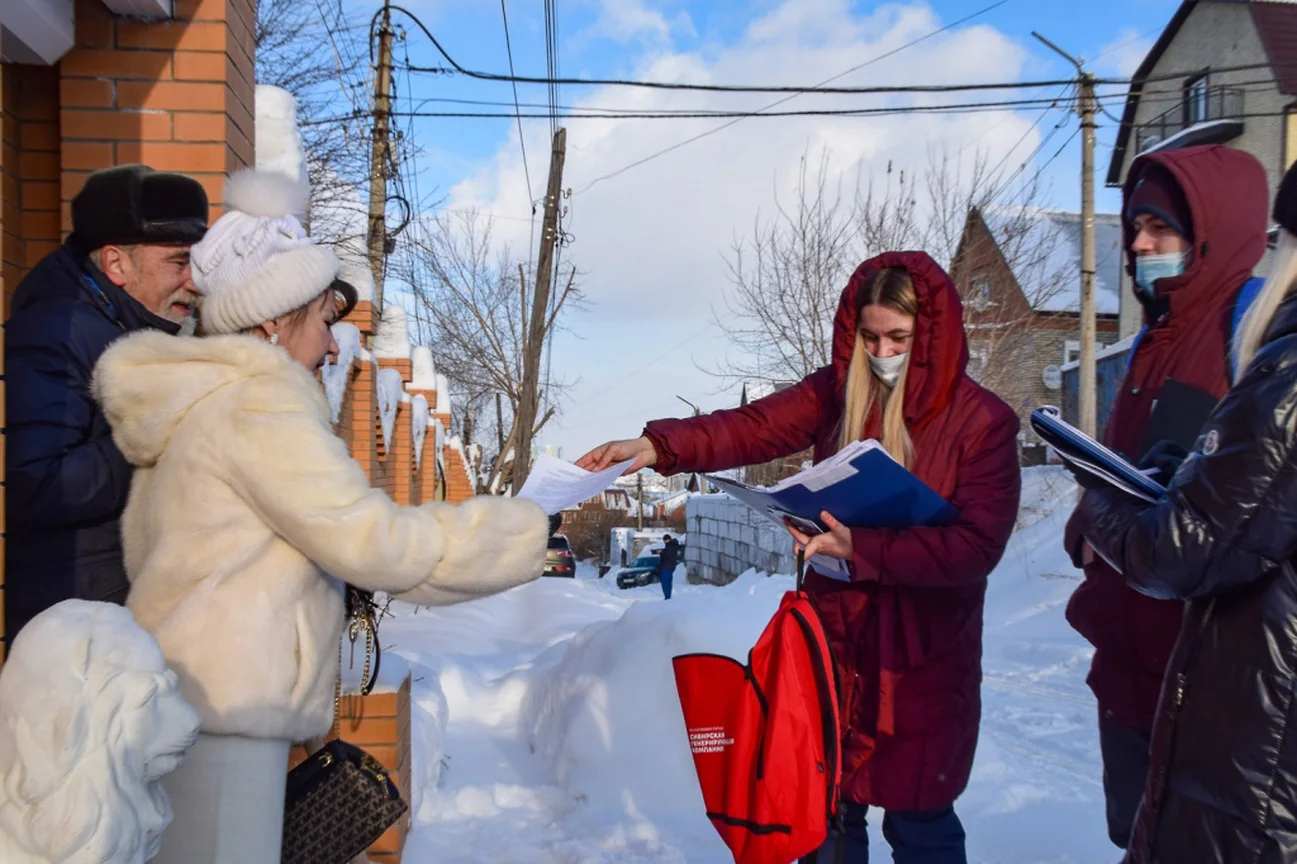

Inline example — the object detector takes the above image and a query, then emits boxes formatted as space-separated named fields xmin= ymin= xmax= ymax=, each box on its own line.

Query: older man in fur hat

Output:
xmin=4 ymin=164 xmax=209 ymax=643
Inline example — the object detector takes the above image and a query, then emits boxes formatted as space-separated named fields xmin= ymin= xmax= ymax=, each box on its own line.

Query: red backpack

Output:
xmin=672 ymin=557 xmax=842 ymax=864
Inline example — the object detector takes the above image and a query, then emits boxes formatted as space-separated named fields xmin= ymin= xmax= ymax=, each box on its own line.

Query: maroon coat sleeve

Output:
xmin=848 ymin=405 xmax=1021 ymax=588
xmin=643 ymin=367 xmax=829 ymax=475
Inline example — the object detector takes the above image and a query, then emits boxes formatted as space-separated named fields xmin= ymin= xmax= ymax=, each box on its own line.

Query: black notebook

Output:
xmin=1135 ymin=378 xmax=1220 ymax=462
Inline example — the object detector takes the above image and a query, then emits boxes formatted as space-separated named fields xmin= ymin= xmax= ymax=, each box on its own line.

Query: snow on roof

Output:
xmin=337 ymin=256 xmax=374 ymax=303
xmin=1060 ymin=332 xmax=1138 ymax=373
xmin=434 ymin=374 xmax=451 ymax=413
xmin=254 ymin=85 xmax=309 ymax=193
xmin=373 ymin=305 xmax=412 ymax=359
xmin=981 ymin=208 xmax=1123 ymax=315
xmin=411 ymin=346 xmax=437 ymax=390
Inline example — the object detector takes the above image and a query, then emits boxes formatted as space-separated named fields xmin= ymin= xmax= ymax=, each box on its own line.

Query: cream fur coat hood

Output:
xmin=93 ymin=331 xmax=548 ymax=741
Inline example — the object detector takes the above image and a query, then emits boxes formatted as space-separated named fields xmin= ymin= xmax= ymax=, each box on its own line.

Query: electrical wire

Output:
xmin=498 ymin=0 xmax=535 ymax=213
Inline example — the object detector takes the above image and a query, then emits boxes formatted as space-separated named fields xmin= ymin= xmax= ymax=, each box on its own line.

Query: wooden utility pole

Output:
xmin=512 ymin=127 xmax=567 ymax=489
xmin=367 ymin=0 xmax=394 ymax=308
xmin=637 ymin=472 xmax=644 ymax=532
xmin=1034 ymin=32 xmax=1098 ymax=437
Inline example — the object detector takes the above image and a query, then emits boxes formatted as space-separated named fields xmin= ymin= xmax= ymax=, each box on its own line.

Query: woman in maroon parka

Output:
xmin=579 ymin=251 xmax=1021 ymax=862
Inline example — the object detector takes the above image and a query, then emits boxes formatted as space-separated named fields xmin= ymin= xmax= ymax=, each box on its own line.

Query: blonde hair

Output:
xmin=1235 ymin=230 xmax=1297 ymax=379
xmin=838 ymin=266 xmax=918 ymax=467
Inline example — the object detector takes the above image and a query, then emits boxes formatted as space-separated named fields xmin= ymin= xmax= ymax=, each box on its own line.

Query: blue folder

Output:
xmin=706 ymin=445 xmax=957 ymax=532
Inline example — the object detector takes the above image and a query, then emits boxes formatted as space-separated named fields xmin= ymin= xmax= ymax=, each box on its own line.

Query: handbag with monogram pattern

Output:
xmin=281 ymin=587 xmax=405 ymax=864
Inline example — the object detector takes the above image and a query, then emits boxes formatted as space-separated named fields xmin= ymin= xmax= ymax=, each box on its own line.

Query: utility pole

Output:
xmin=637 ymin=472 xmax=644 ymax=532
xmin=513 ymin=127 xmax=567 ymax=489
xmin=1034 ymin=32 xmax=1098 ymax=437
xmin=367 ymin=0 xmax=394 ymax=308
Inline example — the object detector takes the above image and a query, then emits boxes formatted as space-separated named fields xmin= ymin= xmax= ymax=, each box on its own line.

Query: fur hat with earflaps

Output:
xmin=192 ymin=170 xmax=342 ymax=335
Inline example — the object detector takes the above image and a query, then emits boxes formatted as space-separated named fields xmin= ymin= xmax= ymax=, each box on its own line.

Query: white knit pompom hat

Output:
xmin=192 ymin=169 xmax=341 ymax=335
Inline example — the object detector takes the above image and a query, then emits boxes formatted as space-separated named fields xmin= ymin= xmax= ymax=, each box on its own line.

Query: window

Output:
xmin=968 ymin=343 xmax=990 ymax=383
xmin=1185 ymin=73 xmax=1209 ymax=126
xmin=968 ymin=275 xmax=992 ymax=313
xmin=1064 ymin=340 xmax=1080 ymax=365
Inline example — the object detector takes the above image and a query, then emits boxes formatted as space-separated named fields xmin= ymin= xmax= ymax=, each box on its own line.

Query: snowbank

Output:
xmin=380 ymin=467 xmax=1108 ymax=862
xmin=520 ymin=570 xmax=787 ymax=856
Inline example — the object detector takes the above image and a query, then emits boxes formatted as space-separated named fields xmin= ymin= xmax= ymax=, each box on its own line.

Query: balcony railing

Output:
xmin=1134 ymin=85 xmax=1245 ymax=154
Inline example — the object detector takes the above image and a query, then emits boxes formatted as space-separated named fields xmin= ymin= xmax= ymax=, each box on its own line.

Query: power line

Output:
xmin=571 ymin=0 xmax=1025 ymax=194
xmin=498 ymin=0 xmax=534 ymax=214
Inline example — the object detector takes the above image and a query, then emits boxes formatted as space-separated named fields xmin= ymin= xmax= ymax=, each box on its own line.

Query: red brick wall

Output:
xmin=2 ymin=65 xmax=61 ymax=314
xmin=58 ymin=0 xmax=256 ymax=225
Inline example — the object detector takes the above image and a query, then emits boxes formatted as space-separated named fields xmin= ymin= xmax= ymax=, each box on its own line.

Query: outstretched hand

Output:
xmin=786 ymin=511 xmax=854 ymax=562
xmin=575 ymin=436 xmax=658 ymax=475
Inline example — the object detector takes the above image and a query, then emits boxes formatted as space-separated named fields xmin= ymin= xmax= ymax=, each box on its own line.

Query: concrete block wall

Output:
xmin=685 ymin=494 xmax=796 ymax=585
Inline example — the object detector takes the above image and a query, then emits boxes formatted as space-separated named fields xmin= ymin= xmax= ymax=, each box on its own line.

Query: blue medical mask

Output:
xmin=1134 ymin=251 xmax=1189 ymax=298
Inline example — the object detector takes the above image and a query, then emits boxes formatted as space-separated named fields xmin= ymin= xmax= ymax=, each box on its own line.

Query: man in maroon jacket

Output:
xmin=1063 ymin=144 xmax=1268 ymax=849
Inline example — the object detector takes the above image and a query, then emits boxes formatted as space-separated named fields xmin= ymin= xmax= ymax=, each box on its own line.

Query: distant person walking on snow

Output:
xmin=93 ymin=169 xmax=549 ymax=864
xmin=1067 ymin=159 xmax=1297 ymax=864
xmin=658 ymin=534 xmax=680 ymax=599
xmin=1062 ymin=145 xmax=1269 ymax=851
xmin=578 ymin=253 xmax=1021 ymax=863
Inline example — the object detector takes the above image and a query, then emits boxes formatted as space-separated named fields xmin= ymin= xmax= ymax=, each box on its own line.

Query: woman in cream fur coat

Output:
xmin=92 ymin=169 xmax=549 ymax=864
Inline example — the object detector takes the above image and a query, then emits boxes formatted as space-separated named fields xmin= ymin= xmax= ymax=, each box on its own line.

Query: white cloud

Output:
xmin=572 ymin=0 xmax=696 ymax=47
xmin=442 ymin=0 xmax=1041 ymax=457
xmin=1095 ymin=27 xmax=1154 ymax=78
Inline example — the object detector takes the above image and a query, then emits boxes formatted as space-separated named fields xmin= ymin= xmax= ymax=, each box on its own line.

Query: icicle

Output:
xmin=321 ymin=322 xmax=362 ymax=422
xmin=411 ymin=394 xmax=429 ymax=471
xmin=376 ymin=368 xmax=404 ymax=453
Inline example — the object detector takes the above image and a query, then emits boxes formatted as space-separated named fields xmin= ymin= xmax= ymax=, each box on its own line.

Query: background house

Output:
xmin=1107 ymin=0 xmax=1297 ymax=336
xmin=951 ymin=207 xmax=1123 ymax=459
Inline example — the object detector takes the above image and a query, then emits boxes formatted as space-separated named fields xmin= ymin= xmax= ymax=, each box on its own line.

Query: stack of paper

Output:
xmin=515 ymin=455 xmax=638 ymax=515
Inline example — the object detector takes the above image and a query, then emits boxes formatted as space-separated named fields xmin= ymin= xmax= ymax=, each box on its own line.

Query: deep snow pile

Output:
xmin=383 ymin=467 xmax=1111 ymax=862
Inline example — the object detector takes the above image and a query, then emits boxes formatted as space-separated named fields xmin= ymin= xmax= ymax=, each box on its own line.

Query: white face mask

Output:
xmin=867 ymin=351 xmax=908 ymax=387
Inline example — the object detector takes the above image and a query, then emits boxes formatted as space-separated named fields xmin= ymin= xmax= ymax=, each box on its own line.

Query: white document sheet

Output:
xmin=515 ymin=454 xmax=638 ymax=515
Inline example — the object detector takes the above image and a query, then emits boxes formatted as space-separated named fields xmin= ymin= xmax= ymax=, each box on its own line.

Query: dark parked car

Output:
xmin=544 ymin=534 xmax=575 ymax=578
xmin=616 ymin=551 xmax=662 ymax=590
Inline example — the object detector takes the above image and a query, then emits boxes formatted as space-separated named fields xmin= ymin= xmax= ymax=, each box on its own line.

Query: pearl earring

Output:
xmin=269 ymin=332 xmax=280 ymax=346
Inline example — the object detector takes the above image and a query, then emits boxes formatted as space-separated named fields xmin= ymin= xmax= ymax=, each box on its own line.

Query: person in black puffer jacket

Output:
xmin=1072 ymin=159 xmax=1297 ymax=863
xmin=4 ymin=165 xmax=209 ymax=643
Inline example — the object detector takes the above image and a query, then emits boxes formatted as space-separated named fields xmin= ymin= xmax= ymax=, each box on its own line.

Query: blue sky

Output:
xmin=359 ymin=0 xmax=1182 ymax=456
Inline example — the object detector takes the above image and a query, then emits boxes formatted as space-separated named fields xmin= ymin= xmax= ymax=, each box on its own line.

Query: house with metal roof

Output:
xmin=1106 ymin=0 xmax=1297 ymax=334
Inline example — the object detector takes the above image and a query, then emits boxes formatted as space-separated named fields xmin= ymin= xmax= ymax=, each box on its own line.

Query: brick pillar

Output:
xmin=287 ymin=675 xmax=412 ymax=864
xmin=443 ymin=446 xmax=474 ymax=505
xmin=58 ymin=0 xmax=256 ymax=220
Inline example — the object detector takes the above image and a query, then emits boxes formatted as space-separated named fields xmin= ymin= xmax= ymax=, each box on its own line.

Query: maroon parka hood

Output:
xmin=831 ymin=251 xmax=968 ymax=434
xmin=1123 ymin=145 xmax=1267 ymax=324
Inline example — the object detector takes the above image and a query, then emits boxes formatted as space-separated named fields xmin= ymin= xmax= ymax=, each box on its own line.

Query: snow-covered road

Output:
xmin=383 ymin=468 xmax=1117 ymax=863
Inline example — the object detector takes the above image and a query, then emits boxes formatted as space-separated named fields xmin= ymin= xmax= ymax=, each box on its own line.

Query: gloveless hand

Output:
xmin=786 ymin=511 xmax=854 ymax=561
xmin=574 ymin=436 xmax=658 ymax=475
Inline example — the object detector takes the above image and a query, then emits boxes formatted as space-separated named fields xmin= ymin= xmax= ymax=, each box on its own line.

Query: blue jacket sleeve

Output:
xmin=6 ymin=326 xmax=133 ymax=529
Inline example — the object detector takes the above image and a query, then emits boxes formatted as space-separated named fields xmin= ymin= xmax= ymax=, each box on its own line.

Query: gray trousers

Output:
xmin=152 ymin=732 xmax=290 ymax=864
